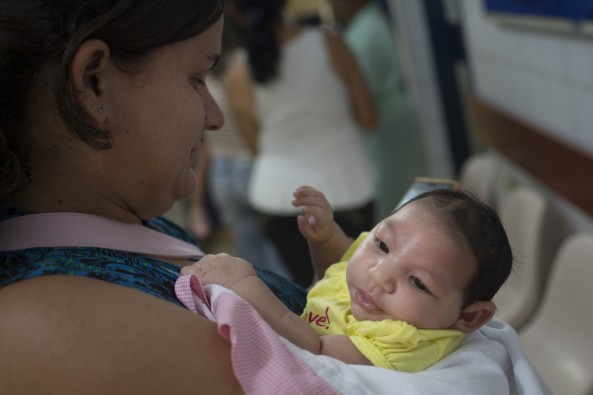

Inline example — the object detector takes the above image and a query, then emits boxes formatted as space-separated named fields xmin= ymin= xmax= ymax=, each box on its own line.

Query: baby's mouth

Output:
xmin=354 ymin=289 xmax=381 ymax=313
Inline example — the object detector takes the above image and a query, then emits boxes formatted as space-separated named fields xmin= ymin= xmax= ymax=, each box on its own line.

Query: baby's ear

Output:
xmin=450 ymin=301 xmax=496 ymax=333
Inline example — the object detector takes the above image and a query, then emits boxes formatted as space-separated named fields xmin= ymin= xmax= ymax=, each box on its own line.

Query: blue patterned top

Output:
xmin=0 ymin=206 xmax=307 ymax=314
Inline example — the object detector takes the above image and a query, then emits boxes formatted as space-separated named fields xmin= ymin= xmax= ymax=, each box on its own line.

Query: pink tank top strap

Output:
xmin=0 ymin=212 xmax=204 ymax=259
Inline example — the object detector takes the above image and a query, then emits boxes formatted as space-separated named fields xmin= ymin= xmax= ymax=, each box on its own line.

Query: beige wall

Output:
xmin=285 ymin=0 xmax=333 ymax=22
xmin=285 ymin=0 xmax=319 ymax=17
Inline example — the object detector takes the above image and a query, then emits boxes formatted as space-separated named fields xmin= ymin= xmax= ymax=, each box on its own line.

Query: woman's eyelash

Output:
xmin=192 ymin=77 xmax=206 ymax=87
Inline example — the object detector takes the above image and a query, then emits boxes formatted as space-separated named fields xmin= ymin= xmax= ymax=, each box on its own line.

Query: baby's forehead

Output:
xmin=390 ymin=200 xmax=454 ymax=232
xmin=402 ymin=200 xmax=469 ymax=241
xmin=385 ymin=203 xmax=479 ymax=271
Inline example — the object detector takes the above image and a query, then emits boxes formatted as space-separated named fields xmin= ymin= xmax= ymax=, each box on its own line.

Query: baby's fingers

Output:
xmin=180 ymin=262 xmax=203 ymax=276
xmin=293 ymin=185 xmax=320 ymax=198
xmin=180 ymin=254 xmax=216 ymax=276
xmin=292 ymin=187 xmax=327 ymax=207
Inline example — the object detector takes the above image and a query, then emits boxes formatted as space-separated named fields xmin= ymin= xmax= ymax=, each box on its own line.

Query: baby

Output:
xmin=181 ymin=185 xmax=512 ymax=372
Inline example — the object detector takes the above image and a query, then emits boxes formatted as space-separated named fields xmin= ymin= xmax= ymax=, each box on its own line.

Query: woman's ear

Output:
xmin=450 ymin=301 xmax=496 ymax=333
xmin=70 ymin=39 xmax=111 ymax=123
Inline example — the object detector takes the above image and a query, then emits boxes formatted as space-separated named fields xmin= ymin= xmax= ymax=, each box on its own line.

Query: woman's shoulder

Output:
xmin=0 ymin=275 xmax=242 ymax=394
xmin=319 ymin=27 xmax=348 ymax=51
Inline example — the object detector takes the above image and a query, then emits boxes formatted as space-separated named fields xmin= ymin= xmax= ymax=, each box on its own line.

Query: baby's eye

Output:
xmin=411 ymin=276 xmax=429 ymax=293
xmin=374 ymin=236 xmax=389 ymax=253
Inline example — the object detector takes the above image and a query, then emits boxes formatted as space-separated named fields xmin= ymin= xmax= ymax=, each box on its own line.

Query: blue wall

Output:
xmin=484 ymin=0 xmax=593 ymax=23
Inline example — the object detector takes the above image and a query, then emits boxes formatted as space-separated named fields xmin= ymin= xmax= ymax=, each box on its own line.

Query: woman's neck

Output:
xmin=7 ymin=166 xmax=143 ymax=224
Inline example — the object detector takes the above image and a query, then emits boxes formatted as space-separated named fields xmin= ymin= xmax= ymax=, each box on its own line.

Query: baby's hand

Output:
xmin=180 ymin=253 xmax=257 ymax=289
xmin=292 ymin=186 xmax=336 ymax=243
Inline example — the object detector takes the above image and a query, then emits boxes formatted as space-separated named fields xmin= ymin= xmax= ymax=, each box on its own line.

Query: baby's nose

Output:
xmin=369 ymin=262 xmax=396 ymax=294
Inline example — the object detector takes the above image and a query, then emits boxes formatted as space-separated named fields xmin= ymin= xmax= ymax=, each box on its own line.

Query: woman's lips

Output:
xmin=355 ymin=289 xmax=381 ymax=313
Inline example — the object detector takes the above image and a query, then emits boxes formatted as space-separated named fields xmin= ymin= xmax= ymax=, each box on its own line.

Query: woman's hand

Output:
xmin=181 ymin=253 xmax=257 ymax=289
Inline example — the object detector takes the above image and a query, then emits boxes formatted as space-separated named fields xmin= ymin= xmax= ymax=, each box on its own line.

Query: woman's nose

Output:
xmin=204 ymin=91 xmax=224 ymax=131
xmin=369 ymin=261 xmax=396 ymax=294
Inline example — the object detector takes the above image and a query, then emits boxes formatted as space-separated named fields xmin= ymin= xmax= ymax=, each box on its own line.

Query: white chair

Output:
xmin=519 ymin=233 xmax=593 ymax=395
xmin=493 ymin=186 xmax=548 ymax=330
xmin=459 ymin=152 xmax=499 ymax=205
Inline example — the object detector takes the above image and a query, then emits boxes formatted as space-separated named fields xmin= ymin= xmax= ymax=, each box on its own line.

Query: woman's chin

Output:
xmin=150 ymin=176 xmax=196 ymax=218
xmin=175 ymin=178 xmax=198 ymax=201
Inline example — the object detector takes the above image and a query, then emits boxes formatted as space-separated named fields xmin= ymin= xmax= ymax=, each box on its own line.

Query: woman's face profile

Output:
xmin=95 ymin=17 xmax=225 ymax=218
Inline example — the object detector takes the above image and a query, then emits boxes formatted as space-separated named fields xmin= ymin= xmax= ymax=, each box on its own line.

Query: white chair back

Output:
xmin=519 ymin=233 xmax=593 ymax=395
xmin=493 ymin=186 xmax=547 ymax=329
xmin=459 ymin=152 xmax=499 ymax=204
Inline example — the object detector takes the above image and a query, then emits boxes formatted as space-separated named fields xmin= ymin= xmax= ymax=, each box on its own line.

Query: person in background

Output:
xmin=226 ymin=0 xmax=378 ymax=288
xmin=328 ymin=0 xmax=429 ymax=221
xmin=182 ymin=185 xmax=513 ymax=372
xmin=188 ymin=15 xmax=290 ymax=278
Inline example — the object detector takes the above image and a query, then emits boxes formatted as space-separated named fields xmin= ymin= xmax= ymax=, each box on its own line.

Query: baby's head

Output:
xmin=346 ymin=189 xmax=512 ymax=333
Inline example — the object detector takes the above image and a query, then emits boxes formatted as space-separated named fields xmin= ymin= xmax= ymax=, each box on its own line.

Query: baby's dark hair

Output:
xmin=0 ymin=0 xmax=224 ymax=202
xmin=402 ymin=189 xmax=513 ymax=307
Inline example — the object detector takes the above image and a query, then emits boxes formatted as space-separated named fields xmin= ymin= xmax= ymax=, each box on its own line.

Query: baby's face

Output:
xmin=346 ymin=201 xmax=476 ymax=330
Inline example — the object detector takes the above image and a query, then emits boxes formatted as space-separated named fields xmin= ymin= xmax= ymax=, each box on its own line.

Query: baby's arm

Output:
xmin=181 ymin=255 xmax=323 ymax=353
xmin=319 ymin=334 xmax=372 ymax=365
xmin=181 ymin=255 xmax=372 ymax=366
xmin=292 ymin=186 xmax=354 ymax=278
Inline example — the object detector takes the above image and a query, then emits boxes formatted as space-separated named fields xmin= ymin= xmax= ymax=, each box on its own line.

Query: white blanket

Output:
xmin=282 ymin=318 xmax=551 ymax=394
xmin=176 ymin=275 xmax=551 ymax=395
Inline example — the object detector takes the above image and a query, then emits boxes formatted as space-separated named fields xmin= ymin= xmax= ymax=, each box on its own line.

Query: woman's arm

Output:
xmin=323 ymin=30 xmax=377 ymax=131
xmin=0 ymin=276 xmax=243 ymax=394
xmin=224 ymin=55 xmax=259 ymax=156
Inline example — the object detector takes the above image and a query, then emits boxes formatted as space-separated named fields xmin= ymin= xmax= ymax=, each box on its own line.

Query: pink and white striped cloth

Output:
xmin=175 ymin=274 xmax=338 ymax=395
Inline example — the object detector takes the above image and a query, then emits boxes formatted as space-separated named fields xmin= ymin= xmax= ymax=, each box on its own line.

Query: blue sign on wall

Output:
xmin=484 ymin=0 xmax=593 ymax=23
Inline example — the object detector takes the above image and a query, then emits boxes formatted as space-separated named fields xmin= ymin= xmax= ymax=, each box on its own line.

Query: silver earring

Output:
xmin=96 ymin=105 xmax=104 ymax=113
